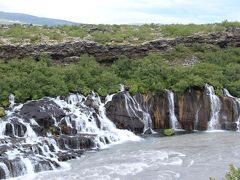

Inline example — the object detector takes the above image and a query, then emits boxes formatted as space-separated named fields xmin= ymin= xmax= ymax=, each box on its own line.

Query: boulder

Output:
xmin=105 ymin=92 xmax=145 ymax=134
xmin=20 ymin=98 xmax=65 ymax=129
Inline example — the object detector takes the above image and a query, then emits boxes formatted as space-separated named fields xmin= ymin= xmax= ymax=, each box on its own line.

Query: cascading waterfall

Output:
xmin=194 ymin=108 xmax=200 ymax=130
xmin=0 ymin=162 xmax=10 ymax=178
xmin=120 ymin=85 xmax=153 ymax=134
xmin=235 ymin=99 xmax=240 ymax=132
xmin=166 ymin=90 xmax=181 ymax=129
xmin=222 ymin=89 xmax=240 ymax=131
xmin=0 ymin=92 xmax=140 ymax=179
xmin=54 ymin=93 xmax=140 ymax=148
xmin=205 ymin=84 xmax=221 ymax=130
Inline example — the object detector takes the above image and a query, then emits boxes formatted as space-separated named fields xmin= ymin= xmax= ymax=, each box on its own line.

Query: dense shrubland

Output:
xmin=0 ymin=44 xmax=240 ymax=106
xmin=1 ymin=21 xmax=240 ymax=44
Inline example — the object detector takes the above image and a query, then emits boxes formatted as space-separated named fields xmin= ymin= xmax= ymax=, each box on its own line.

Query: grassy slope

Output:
xmin=0 ymin=44 xmax=240 ymax=106
xmin=0 ymin=22 xmax=240 ymax=106
xmin=1 ymin=21 xmax=240 ymax=45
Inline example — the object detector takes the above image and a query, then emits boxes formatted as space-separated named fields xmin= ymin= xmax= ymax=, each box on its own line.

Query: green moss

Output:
xmin=0 ymin=107 xmax=5 ymax=117
xmin=163 ymin=129 xmax=175 ymax=136
xmin=49 ymin=127 xmax=58 ymax=135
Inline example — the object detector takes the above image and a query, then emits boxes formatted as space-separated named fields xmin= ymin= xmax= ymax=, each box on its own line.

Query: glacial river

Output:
xmin=14 ymin=131 xmax=240 ymax=180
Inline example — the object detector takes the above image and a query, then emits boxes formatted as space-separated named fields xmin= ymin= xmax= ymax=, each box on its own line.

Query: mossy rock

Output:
xmin=1 ymin=100 xmax=9 ymax=108
xmin=0 ymin=107 xmax=5 ymax=117
xmin=163 ymin=129 xmax=175 ymax=136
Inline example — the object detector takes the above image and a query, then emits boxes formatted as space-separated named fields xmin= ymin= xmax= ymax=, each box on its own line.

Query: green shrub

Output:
xmin=1 ymin=45 xmax=240 ymax=105
xmin=1 ymin=21 xmax=240 ymax=44
xmin=225 ymin=164 xmax=240 ymax=180
xmin=163 ymin=129 xmax=175 ymax=136
xmin=0 ymin=107 xmax=5 ymax=117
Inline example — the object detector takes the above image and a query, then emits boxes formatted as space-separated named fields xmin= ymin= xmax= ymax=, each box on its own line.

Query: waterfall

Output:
xmin=236 ymin=99 xmax=240 ymax=132
xmin=222 ymin=89 xmax=240 ymax=131
xmin=194 ymin=108 xmax=200 ymax=130
xmin=0 ymin=92 xmax=140 ymax=179
xmin=121 ymin=90 xmax=153 ymax=134
xmin=0 ymin=162 xmax=10 ymax=178
xmin=205 ymin=84 xmax=221 ymax=130
xmin=54 ymin=93 xmax=140 ymax=148
xmin=166 ymin=90 xmax=180 ymax=129
xmin=120 ymin=84 xmax=125 ymax=92
xmin=9 ymin=94 xmax=15 ymax=108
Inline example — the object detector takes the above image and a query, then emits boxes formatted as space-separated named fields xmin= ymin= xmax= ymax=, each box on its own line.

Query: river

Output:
xmin=13 ymin=131 xmax=240 ymax=180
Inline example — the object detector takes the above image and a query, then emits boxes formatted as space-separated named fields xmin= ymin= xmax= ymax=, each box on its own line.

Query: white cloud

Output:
xmin=0 ymin=0 xmax=239 ymax=24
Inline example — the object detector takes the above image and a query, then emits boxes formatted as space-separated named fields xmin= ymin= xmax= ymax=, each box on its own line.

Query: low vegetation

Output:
xmin=225 ymin=164 xmax=240 ymax=180
xmin=163 ymin=129 xmax=175 ymax=136
xmin=0 ymin=44 xmax=240 ymax=106
xmin=0 ymin=21 xmax=240 ymax=45
xmin=210 ymin=164 xmax=240 ymax=180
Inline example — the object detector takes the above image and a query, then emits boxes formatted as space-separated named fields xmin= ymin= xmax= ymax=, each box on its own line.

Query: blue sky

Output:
xmin=0 ymin=0 xmax=239 ymax=24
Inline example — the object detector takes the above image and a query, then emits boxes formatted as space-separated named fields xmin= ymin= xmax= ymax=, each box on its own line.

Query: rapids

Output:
xmin=15 ymin=132 xmax=240 ymax=180
xmin=1 ymin=84 xmax=240 ymax=179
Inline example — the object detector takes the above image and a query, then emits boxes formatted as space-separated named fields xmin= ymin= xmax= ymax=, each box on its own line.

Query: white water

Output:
xmin=0 ymin=162 xmax=10 ymax=178
xmin=222 ymin=89 xmax=240 ymax=131
xmin=21 ymin=158 xmax=34 ymax=175
xmin=166 ymin=90 xmax=181 ymax=129
xmin=53 ymin=93 xmax=140 ymax=148
xmin=120 ymin=84 xmax=153 ymax=133
xmin=205 ymin=84 xmax=221 ymax=130
xmin=235 ymin=99 xmax=240 ymax=132
xmin=0 ymin=92 xmax=141 ymax=179
xmin=2 ymin=86 xmax=240 ymax=179
xmin=24 ymin=132 xmax=240 ymax=180
xmin=9 ymin=94 xmax=15 ymax=108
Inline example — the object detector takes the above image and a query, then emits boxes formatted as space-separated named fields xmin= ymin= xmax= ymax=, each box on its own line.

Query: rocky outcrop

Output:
xmin=20 ymin=98 xmax=65 ymax=129
xmin=0 ymin=94 xmax=121 ymax=179
xmin=105 ymin=92 xmax=145 ymax=133
xmin=1 ymin=28 xmax=240 ymax=63
xmin=106 ymin=86 xmax=240 ymax=132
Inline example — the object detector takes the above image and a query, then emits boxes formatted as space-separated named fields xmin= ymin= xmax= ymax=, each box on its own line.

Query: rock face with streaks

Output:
xmin=105 ymin=92 xmax=153 ymax=134
xmin=106 ymin=85 xmax=240 ymax=132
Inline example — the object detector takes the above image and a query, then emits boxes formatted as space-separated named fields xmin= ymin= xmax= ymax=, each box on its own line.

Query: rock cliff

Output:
xmin=1 ymin=28 xmax=240 ymax=63
xmin=106 ymin=85 xmax=240 ymax=133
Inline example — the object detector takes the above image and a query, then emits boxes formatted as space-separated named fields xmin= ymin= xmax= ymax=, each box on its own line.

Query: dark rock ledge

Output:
xmin=0 ymin=28 xmax=240 ymax=63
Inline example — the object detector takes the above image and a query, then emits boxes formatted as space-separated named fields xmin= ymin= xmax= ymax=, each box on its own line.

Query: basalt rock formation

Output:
xmin=1 ymin=28 xmax=240 ymax=63
xmin=105 ymin=91 xmax=153 ymax=133
xmin=106 ymin=85 xmax=240 ymax=132
xmin=0 ymin=86 xmax=240 ymax=178
xmin=0 ymin=93 xmax=138 ymax=179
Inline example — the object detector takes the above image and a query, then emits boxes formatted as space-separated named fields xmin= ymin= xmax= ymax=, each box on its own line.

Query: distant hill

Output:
xmin=0 ymin=11 xmax=78 ymax=26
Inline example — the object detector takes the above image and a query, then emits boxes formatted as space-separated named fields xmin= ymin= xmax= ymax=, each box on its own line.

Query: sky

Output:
xmin=0 ymin=0 xmax=239 ymax=24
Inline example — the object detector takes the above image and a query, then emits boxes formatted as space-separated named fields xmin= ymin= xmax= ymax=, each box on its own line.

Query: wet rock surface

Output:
xmin=106 ymin=86 xmax=240 ymax=132
xmin=105 ymin=91 xmax=151 ymax=134
xmin=0 ymin=87 xmax=240 ymax=179
xmin=0 ymin=93 xmax=138 ymax=179
xmin=20 ymin=98 xmax=65 ymax=128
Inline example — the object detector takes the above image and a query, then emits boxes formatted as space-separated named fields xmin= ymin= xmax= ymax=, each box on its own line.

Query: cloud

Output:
xmin=0 ymin=0 xmax=239 ymax=24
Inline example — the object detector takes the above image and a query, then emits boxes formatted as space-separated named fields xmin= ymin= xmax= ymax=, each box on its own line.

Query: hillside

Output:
xmin=1 ymin=21 xmax=240 ymax=45
xmin=0 ymin=22 xmax=240 ymax=106
xmin=0 ymin=11 xmax=78 ymax=26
